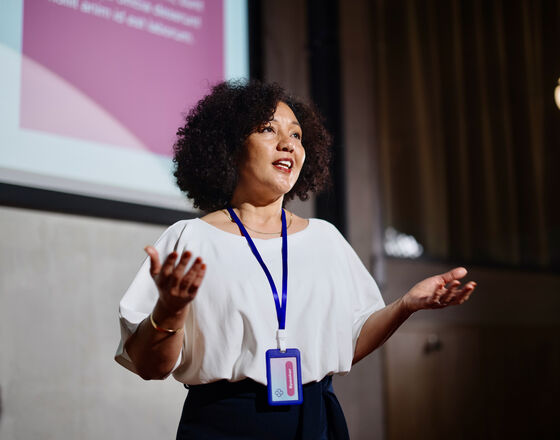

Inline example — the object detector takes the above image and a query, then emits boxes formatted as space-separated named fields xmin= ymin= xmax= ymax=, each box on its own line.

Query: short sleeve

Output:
xmin=330 ymin=225 xmax=385 ymax=352
xmin=114 ymin=221 xmax=189 ymax=375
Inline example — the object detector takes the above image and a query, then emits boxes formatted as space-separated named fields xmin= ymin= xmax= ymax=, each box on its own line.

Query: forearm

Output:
xmin=124 ymin=300 xmax=188 ymax=380
xmin=352 ymin=267 xmax=477 ymax=365
xmin=352 ymin=297 xmax=412 ymax=365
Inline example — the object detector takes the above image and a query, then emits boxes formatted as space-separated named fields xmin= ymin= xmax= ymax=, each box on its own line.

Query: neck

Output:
xmin=229 ymin=193 xmax=285 ymax=232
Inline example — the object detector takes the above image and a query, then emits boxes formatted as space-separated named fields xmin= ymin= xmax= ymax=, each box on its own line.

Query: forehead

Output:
xmin=273 ymin=101 xmax=299 ymax=124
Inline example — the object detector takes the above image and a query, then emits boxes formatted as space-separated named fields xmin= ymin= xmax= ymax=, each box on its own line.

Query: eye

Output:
xmin=291 ymin=132 xmax=302 ymax=140
xmin=257 ymin=124 xmax=274 ymax=134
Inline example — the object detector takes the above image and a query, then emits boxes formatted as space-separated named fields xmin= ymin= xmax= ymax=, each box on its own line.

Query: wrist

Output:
xmin=152 ymin=300 xmax=188 ymax=331
xmin=399 ymin=294 xmax=416 ymax=315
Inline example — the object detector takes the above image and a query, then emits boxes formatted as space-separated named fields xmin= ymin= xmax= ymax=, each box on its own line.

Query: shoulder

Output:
xmin=306 ymin=218 xmax=355 ymax=254
xmin=308 ymin=217 xmax=343 ymax=237
xmin=288 ymin=211 xmax=311 ymax=235
xmin=301 ymin=218 xmax=344 ymax=248
xmin=163 ymin=218 xmax=196 ymax=235
xmin=154 ymin=218 xmax=197 ymax=246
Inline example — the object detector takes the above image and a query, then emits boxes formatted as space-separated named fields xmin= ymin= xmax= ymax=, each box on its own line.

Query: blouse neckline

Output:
xmin=194 ymin=217 xmax=314 ymax=242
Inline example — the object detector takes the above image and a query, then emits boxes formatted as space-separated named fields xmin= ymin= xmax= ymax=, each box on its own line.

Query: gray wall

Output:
xmin=0 ymin=207 xmax=185 ymax=439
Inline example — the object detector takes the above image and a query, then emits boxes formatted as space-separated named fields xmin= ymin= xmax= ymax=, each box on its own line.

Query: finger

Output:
xmin=187 ymin=263 xmax=206 ymax=296
xmin=145 ymin=246 xmax=161 ymax=278
xmin=173 ymin=251 xmax=192 ymax=279
xmin=179 ymin=258 xmax=203 ymax=294
xmin=161 ymin=251 xmax=179 ymax=278
xmin=458 ymin=292 xmax=473 ymax=304
xmin=441 ymin=281 xmax=460 ymax=296
xmin=439 ymin=280 xmax=461 ymax=304
xmin=453 ymin=281 xmax=476 ymax=295
xmin=444 ymin=279 xmax=461 ymax=290
xmin=432 ymin=280 xmax=452 ymax=302
xmin=457 ymin=282 xmax=477 ymax=300
xmin=439 ymin=267 xmax=467 ymax=285
xmin=450 ymin=281 xmax=477 ymax=304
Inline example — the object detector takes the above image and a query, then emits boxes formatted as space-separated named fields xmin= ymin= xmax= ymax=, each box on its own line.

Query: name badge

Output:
xmin=265 ymin=348 xmax=303 ymax=405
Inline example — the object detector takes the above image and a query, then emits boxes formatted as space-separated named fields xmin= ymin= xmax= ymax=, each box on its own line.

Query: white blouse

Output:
xmin=115 ymin=217 xmax=385 ymax=385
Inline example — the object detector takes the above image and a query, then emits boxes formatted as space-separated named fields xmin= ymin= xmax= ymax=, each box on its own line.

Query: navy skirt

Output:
xmin=176 ymin=376 xmax=350 ymax=440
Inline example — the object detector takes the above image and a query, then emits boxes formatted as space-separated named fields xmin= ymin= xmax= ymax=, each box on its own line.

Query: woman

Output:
xmin=115 ymin=81 xmax=476 ymax=439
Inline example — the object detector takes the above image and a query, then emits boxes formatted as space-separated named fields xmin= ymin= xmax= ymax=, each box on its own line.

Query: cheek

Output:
xmin=297 ymin=149 xmax=306 ymax=171
xmin=292 ymin=157 xmax=304 ymax=182
xmin=240 ymin=148 xmax=264 ymax=175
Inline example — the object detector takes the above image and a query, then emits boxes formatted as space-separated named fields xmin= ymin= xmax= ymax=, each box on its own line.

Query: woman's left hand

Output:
xmin=402 ymin=267 xmax=477 ymax=313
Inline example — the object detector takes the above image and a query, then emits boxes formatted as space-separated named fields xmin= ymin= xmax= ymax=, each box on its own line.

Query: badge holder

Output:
xmin=266 ymin=348 xmax=303 ymax=405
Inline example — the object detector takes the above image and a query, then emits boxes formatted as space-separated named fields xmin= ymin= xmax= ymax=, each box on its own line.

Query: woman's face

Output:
xmin=236 ymin=101 xmax=306 ymax=201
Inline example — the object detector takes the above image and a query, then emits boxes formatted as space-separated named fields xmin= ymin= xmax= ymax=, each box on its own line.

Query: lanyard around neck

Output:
xmin=227 ymin=207 xmax=288 ymax=331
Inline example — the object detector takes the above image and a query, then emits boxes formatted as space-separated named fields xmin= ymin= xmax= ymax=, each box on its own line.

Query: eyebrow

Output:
xmin=271 ymin=118 xmax=301 ymax=127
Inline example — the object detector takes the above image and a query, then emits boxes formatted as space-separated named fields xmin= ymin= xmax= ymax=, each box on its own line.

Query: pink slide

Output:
xmin=20 ymin=0 xmax=224 ymax=156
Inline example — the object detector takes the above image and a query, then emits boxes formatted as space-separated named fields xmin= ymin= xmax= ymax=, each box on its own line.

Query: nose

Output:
xmin=277 ymin=136 xmax=294 ymax=153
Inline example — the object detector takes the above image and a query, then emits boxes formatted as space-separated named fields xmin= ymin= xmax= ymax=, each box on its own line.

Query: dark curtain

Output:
xmin=372 ymin=0 xmax=560 ymax=270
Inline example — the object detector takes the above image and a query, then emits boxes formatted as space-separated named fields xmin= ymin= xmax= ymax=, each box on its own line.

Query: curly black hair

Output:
xmin=173 ymin=80 xmax=332 ymax=212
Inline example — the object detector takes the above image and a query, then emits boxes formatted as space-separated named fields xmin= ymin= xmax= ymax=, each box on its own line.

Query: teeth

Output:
xmin=275 ymin=160 xmax=292 ymax=169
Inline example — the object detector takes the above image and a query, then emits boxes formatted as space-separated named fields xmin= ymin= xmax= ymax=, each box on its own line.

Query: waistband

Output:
xmin=183 ymin=376 xmax=349 ymax=440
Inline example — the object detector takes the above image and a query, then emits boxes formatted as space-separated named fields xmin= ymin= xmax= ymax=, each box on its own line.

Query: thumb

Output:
xmin=439 ymin=267 xmax=467 ymax=284
xmin=144 ymin=246 xmax=161 ymax=279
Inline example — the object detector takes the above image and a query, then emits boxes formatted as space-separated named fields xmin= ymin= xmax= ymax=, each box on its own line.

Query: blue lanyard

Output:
xmin=227 ymin=207 xmax=288 ymax=330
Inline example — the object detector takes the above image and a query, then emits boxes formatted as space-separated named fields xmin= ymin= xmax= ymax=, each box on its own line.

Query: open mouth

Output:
xmin=272 ymin=159 xmax=293 ymax=172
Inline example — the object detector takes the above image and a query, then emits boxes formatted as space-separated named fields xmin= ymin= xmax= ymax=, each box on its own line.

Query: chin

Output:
xmin=266 ymin=186 xmax=293 ymax=201
xmin=273 ymin=179 xmax=297 ymax=193
xmin=258 ymin=176 xmax=299 ymax=200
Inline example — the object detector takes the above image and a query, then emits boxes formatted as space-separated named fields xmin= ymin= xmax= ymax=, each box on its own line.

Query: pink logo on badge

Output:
xmin=285 ymin=361 xmax=295 ymax=396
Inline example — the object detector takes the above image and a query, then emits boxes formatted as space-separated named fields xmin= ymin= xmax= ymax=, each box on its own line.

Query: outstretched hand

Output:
xmin=402 ymin=267 xmax=476 ymax=314
xmin=144 ymin=246 xmax=206 ymax=314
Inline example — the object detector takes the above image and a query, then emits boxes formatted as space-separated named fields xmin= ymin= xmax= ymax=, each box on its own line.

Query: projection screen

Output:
xmin=0 ymin=0 xmax=249 ymax=212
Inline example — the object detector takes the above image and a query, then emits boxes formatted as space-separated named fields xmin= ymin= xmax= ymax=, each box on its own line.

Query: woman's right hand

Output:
xmin=144 ymin=246 xmax=206 ymax=314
